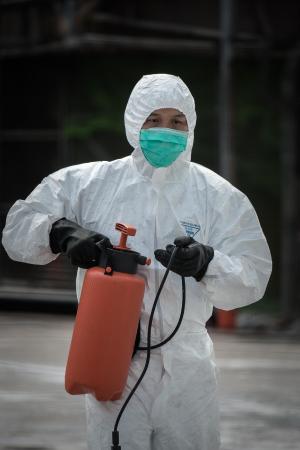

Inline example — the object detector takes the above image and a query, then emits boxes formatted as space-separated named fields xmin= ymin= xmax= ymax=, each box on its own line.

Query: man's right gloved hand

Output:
xmin=49 ymin=218 xmax=112 ymax=269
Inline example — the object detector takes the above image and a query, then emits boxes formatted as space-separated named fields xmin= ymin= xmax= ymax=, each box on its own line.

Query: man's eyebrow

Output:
xmin=147 ymin=113 xmax=186 ymax=117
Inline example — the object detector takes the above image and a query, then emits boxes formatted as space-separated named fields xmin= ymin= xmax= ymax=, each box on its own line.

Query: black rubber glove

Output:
xmin=154 ymin=236 xmax=214 ymax=281
xmin=49 ymin=218 xmax=112 ymax=269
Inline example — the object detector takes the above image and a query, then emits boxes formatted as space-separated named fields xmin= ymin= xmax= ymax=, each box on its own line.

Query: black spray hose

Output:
xmin=138 ymin=275 xmax=185 ymax=350
xmin=111 ymin=246 xmax=185 ymax=450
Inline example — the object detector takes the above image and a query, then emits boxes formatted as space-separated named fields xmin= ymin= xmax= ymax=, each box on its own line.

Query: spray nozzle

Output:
xmin=111 ymin=431 xmax=121 ymax=449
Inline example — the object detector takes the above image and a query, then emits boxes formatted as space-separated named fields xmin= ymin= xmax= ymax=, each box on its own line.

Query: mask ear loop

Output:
xmin=178 ymin=127 xmax=193 ymax=163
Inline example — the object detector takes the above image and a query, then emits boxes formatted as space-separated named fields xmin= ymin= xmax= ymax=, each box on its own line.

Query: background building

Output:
xmin=0 ymin=0 xmax=299 ymax=323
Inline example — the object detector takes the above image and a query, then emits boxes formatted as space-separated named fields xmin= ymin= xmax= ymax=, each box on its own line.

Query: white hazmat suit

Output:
xmin=2 ymin=74 xmax=272 ymax=450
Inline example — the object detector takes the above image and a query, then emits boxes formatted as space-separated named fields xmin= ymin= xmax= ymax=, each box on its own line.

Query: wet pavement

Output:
xmin=0 ymin=310 xmax=299 ymax=450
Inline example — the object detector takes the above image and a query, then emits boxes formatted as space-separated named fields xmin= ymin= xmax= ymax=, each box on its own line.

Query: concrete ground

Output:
xmin=0 ymin=310 xmax=299 ymax=450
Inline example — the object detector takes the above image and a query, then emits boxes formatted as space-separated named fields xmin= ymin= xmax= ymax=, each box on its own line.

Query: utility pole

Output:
xmin=218 ymin=0 xmax=235 ymax=182
xmin=215 ymin=0 xmax=237 ymax=328
xmin=280 ymin=48 xmax=300 ymax=321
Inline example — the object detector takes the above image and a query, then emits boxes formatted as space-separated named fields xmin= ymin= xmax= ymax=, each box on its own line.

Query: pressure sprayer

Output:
xmin=64 ymin=223 xmax=188 ymax=450
xmin=65 ymin=223 xmax=151 ymax=401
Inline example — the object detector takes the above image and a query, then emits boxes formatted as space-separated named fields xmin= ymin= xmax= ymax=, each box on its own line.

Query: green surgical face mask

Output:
xmin=139 ymin=128 xmax=188 ymax=168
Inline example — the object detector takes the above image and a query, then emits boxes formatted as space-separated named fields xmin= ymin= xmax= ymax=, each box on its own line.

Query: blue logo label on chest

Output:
xmin=180 ymin=221 xmax=201 ymax=238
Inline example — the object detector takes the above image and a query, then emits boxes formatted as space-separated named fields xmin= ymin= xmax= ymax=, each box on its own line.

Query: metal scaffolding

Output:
xmin=0 ymin=0 xmax=299 ymax=316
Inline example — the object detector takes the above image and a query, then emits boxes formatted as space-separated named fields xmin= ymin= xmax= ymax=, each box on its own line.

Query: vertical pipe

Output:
xmin=280 ymin=51 xmax=299 ymax=319
xmin=0 ymin=60 xmax=3 ymax=190
xmin=218 ymin=0 xmax=234 ymax=182
xmin=58 ymin=75 xmax=69 ymax=168
xmin=216 ymin=0 xmax=237 ymax=327
xmin=63 ymin=0 xmax=76 ymax=37
xmin=0 ymin=60 xmax=4 ymax=279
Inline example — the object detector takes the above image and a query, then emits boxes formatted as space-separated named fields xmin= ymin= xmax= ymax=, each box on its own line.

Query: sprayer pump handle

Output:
xmin=114 ymin=223 xmax=137 ymax=250
xmin=115 ymin=223 xmax=136 ymax=236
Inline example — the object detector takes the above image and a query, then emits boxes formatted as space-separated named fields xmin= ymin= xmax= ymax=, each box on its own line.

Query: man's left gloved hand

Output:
xmin=154 ymin=236 xmax=214 ymax=281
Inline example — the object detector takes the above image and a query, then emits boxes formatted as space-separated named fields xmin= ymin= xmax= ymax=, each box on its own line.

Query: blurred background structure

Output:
xmin=0 ymin=0 xmax=299 ymax=328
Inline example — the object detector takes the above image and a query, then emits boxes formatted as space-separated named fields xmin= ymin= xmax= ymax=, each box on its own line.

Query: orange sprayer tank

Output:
xmin=65 ymin=223 xmax=151 ymax=401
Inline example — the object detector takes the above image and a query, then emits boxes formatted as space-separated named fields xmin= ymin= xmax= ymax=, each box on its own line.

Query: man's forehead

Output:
xmin=148 ymin=109 xmax=185 ymax=117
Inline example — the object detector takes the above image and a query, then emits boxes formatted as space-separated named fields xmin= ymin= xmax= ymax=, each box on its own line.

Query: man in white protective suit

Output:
xmin=2 ymin=73 xmax=272 ymax=450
